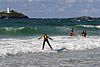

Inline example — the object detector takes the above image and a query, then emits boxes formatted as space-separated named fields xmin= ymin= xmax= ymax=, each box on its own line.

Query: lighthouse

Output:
xmin=7 ymin=7 xmax=10 ymax=13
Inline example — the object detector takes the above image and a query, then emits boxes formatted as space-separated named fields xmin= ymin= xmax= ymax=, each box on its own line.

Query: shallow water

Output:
xmin=0 ymin=48 xmax=100 ymax=67
xmin=0 ymin=36 xmax=100 ymax=67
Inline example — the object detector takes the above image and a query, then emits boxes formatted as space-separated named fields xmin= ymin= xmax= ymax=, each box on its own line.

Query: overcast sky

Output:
xmin=0 ymin=0 xmax=100 ymax=18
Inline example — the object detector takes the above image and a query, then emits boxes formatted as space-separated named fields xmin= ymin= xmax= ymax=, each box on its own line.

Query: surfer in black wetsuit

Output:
xmin=69 ymin=28 xmax=75 ymax=36
xmin=38 ymin=34 xmax=53 ymax=50
xmin=82 ymin=30 xmax=87 ymax=37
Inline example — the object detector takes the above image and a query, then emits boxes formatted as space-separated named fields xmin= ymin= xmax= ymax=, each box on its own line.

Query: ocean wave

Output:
xmin=76 ymin=25 xmax=100 ymax=29
xmin=0 ymin=27 xmax=38 ymax=35
xmin=1 ymin=27 xmax=25 ymax=31
xmin=0 ymin=36 xmax=100 ymax=57
xmin=0 ymin=27 xmax=70 ymax=36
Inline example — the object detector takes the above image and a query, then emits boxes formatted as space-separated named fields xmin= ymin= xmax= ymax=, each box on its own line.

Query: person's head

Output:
xmin=44 ymin=34 xmax=47 ymax=35
xmin=71 ymin=28 xmax=74 ymax=32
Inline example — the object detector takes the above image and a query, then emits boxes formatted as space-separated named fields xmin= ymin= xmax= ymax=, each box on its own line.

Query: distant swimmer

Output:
xmin=38 ymin=34 xmax=53 ymax=50
xmin=82 ymin=30 xmax=87 ymax=37
xmin=69 ymin=28 xmax=75 ymax=36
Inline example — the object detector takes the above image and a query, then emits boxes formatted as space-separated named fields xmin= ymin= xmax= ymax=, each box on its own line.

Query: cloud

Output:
xmin=1 ymin=0 xmax=99 ymax=3
xmin=28 ymin=0 xmax=33 ymax=2
xmin=81 ymin=8 xmax=98 ymax=14
xmin=57 ymin=7 xmax=65 ymax=12
xmin=64 ymin=0 xmax=76 ymax=4
xmin=88 ymin=0 xmax=94 ymax=3
xmin=78 ymin=0 xmax=100 ymax=3
xmin=81 ymin=9 xmax=89 ymax=13
xmin=0 ymin=0 xmax=46 ymax=2
xmin=32 ymin=0 xmax=48 ymax=1
xmin=59 ymin=0 xmax=76 ymax=6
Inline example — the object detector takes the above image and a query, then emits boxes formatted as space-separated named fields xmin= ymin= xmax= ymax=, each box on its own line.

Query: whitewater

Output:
xmin=0 ymin=36 xmax=100 ymax=67
xmin=0 ymin=18 xmax=100 ymax=67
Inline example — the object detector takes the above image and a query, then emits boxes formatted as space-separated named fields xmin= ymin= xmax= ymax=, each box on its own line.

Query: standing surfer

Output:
xmin=69 ymin=28 xmax=75 ymax=36
xmin=82 ymin=30 xmax=87 ymax=37
xmin=38 ymin=34 xmax=53 ymax=50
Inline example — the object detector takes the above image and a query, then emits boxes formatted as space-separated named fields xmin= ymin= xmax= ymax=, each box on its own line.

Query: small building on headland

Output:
xmin=0 ymin=7 xmax=29 ymax=19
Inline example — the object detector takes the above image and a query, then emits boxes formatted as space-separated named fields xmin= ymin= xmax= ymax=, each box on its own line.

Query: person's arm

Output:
xmin=38 ymin=36 xmax=42 ymax=40
xmin=48 ymin=37 xmax=53 ymax=40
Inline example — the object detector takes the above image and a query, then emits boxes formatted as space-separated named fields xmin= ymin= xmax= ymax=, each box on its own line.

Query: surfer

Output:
xmin=82 ymin=30 xmax=87 ymax=37
xmin=69 ymin=28 xmax=75 ymax=36
xmin=38 ymin=34 xmax=53 ymax=50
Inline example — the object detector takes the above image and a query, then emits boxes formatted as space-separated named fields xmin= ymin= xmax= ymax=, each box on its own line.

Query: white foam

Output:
xmin=0 ymin=27 xmax=25 ymax=31
xmin=78 ymin=25 xmax=100 ymax=29
xmin=96 ymin=25 xmax=100 ymax=28
xmin=0 ymin=36 xmax=100 ymax=56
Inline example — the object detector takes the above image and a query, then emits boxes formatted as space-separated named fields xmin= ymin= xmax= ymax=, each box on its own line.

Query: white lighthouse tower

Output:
xmin=7 ymin=7 xmax=10 ymax=13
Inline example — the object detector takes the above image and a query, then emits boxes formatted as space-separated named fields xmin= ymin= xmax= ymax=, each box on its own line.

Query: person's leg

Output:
xmin=42 ymin=40 xmax=45 ymax=50
xmin=47 ymin=40 xmax=53 ymax=50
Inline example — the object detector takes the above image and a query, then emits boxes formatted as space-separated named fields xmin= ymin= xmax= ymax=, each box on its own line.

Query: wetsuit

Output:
xmin=39 ymin=34 xmax=53 ymax=50
xmin=69 ymin=32 xmax=74 ymax=36
xmin=82 ymin=30 xmax=87 ymax=37
xmin=69 ymin=28 xmax=75 ymax=36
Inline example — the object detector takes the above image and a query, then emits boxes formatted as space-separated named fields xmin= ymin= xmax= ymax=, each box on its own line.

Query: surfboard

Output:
xmin=54 ymin=47 xmax=66 ymax=52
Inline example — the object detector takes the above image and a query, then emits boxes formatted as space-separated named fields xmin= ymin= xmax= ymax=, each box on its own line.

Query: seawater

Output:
xmin=0 ymin=18 xmax=100 ymax=36
xmin=0 ymin=18 xmax=100 ymax=67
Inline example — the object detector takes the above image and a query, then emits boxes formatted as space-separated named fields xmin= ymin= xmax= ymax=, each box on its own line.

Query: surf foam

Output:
xmin=0 ymin=36 xmax=99 ymax=57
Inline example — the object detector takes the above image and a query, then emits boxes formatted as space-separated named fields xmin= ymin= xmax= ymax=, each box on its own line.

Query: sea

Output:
xmin=0 ymin=18 xmax=100 ymax=67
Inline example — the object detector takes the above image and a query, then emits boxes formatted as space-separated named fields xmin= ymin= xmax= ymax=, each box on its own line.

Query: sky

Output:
xmin=0 ymin=0 xmax=100 ymax=18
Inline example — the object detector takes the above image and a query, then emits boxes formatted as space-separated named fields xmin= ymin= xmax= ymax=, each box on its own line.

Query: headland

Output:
xmin=0 ymin=7 xmax=28 ymax=19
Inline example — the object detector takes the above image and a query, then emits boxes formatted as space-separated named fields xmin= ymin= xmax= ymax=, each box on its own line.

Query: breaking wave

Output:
xmin=0 ymin=36 xmax=100 ymax=57
xmin=76 ymin=25 xmax=100 ymax=29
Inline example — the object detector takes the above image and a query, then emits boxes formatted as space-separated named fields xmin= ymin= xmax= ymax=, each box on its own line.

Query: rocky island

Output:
xmin=0 ymin=7 xmax=29 ymax=19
